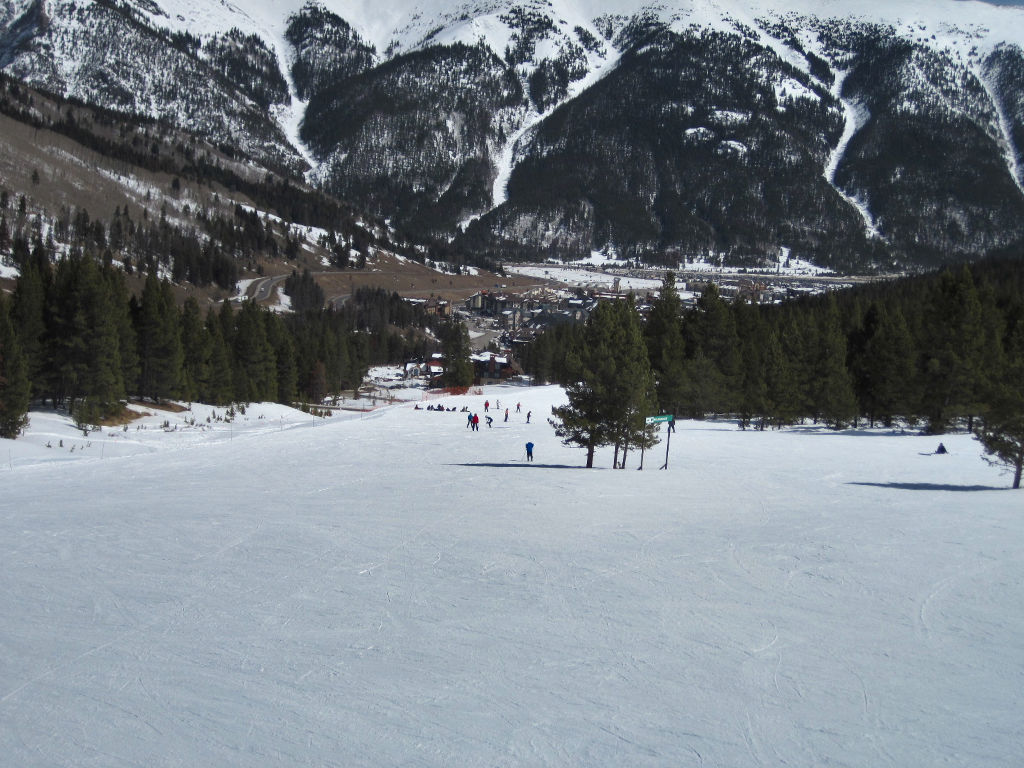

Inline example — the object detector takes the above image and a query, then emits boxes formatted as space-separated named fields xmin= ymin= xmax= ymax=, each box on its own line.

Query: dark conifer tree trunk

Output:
xmin=0 ymin=295 xmax=31 ymax=438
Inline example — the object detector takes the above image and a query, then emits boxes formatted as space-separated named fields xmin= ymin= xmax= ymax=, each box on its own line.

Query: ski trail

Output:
xmin=491 ymin=106 xmax=546 ymax=211
xmin=824 ymin=69 xmax=882 ymax=239
xmin=976 ymin=68 xmax=1024 ymax=196
xmin=485 ymin=47 xmax=624 ymax=216
xmin=207 ymin=3 xmax=319 ymax=171
xmin=260 ymin=40 xmax=319 ymax=173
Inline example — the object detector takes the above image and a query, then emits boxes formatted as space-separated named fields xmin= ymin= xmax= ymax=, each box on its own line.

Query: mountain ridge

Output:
xmin=3 ymin=0 xmax=1024 ymax=272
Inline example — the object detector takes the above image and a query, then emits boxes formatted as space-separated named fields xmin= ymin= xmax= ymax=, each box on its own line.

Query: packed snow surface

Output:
xmin=2 ymin=387 xmax=1022 ymax=766
xmin=144 ymin=0 xmax=1024 ymax=58
xmin=507 ymin=264 xmax=665 ymax=292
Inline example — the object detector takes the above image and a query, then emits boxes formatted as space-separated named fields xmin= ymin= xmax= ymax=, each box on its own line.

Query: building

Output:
xmin=471 ymin=353 xmax=524 ymax=385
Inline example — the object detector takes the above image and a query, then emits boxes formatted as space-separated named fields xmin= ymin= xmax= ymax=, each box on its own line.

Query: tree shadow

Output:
xmin=848 ymin=481 xmax=1004 ymax=492
xmin=449 ymin=462 xmax=592 ymax=470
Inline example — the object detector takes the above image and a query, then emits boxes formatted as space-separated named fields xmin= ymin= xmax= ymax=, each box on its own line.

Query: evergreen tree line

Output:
xmin=0 ymin=197 xmax=273 ymax=292
xmin=528 ymin=257 xmax=1024 ymax=436
xmin=0 ymin=256 xmax=447 ymax=437
xmin=542 ymin=258 xmax=1023 ymax=480
xmin=549 ymin=298 xmax=658 ymax=468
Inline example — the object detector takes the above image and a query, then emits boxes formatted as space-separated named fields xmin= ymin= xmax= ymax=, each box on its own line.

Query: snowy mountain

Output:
xmin=4 ymin=0 xmax=1024 ymax=270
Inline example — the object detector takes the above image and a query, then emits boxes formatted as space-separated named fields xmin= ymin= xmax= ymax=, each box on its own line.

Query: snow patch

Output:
xmin=824 ymin=69 xmax=883 ymax=239
xmin=0 ymin=384 xmax=1020 ymax=765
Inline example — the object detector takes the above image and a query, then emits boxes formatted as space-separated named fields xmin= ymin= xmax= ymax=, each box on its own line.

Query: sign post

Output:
xmin=645 ymin=414 xmax=675 ymax=470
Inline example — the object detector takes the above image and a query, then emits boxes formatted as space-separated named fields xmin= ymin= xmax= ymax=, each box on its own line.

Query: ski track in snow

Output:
xmin=1 ymin=387 xmax=1022 ymax=766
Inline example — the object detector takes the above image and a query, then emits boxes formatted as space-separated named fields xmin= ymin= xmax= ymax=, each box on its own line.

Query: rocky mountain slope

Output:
xmin=3 ymin=0 xmax=1024 ymax=272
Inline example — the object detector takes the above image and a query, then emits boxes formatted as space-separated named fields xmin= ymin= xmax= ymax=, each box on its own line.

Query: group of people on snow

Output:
xmin=416 ymin=398 xmax=536 ymax=460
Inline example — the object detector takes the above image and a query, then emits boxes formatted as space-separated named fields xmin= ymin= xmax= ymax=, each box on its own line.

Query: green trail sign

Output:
xmin=638 ymin=414 xmax=677 ymax=470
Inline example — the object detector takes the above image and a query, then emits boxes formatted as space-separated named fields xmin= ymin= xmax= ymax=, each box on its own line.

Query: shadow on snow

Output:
xmin=848 ymin=481 xmax=1005 ymax=492
xmin=449 ymin=462 xmax=592 ymax=470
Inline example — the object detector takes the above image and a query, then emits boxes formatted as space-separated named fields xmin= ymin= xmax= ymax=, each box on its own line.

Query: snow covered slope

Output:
xmin=1 ymin=387 xmax=1022 ymax=765
xmin=140 ymin=0 xmax=1024 ymax=58
xmin=6 ymin=0 xmax=1024 ymax=268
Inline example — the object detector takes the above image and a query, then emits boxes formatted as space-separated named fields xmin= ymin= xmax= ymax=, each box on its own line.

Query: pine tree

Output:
xmin=644 ymin=272 xmax=686 ymax=416
xmin=920 ymin=266 xmax=985 ymax=433
xmin=526 ymin=329 xmax=556 ymax=385
xmin=43 ymin=256 xmax=88 ymax=408
xmin=11 ymin=257 xmax=47 ymax=393
xmin=179 ymin=297 xmax=211 ymax=402
xmin=552 ymin=300 xmax=655 ymax=468
xmin=0 ymin=295 xmax=31 ymax=438
xmin=676 ymin=350 xmax=720 ymax=419
xmin=852 ymin=303 xmax=916 ymax=427
xmin=734 ymin=300 xmax=770 ymax=430
xmin=809 ymin=295 xmax=858 ymax=429
xmin=103 ymin=265 xmax=139 ymax=400
xmin=974 ymin=305 xmax=1024 ymax=488
xmin=346 ymin=332 xmax=370 ymax=393
xmin=265 ymin=311 xmax=297 ymax=403
xmin=552 ymin=302 xmax=620 ymax=468
xmin=776 ymin=311 xmax=816 ymax=423
xmin=440 ymin=318 xmax=473 ymax=388
xmin=322 ymin=325 xmax=346 ymax=394
xmin=204 ymin=311 xmax=234 ymax=405
xmin=46 ymin=255 xmax=125 ymax=414
xmin=232 ymin=300 xmax=276 ymax=403
xmin=306 ymin=360 xmax=328 ymax=404
xmin=689 ymin=282 xmax=740 ymax=414
xmin=136 ymin=272 xmax=183 ymax=402
xmin=763 ymin=326 xmax=798 ymax=428
xmin=75 ymin=261 xmax=127 ymax=427
xmin=608 ymin=298 xmax=658 ymax=467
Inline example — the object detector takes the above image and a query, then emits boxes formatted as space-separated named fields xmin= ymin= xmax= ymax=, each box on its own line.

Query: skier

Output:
xmin=525 ymin=441 xmax=534 ymax=461
xmin=516 ymin=402 xmax=521 ymax=413
xmin=526 ymin=410 xmax=531 ymax=423
xmin=485 ymin=415 xmax=493 ymax=428
xmin=668 ymin=415 xmax=676 ymax=433
xmin=504 ymin=408 xmax=509 ymax=422
xmin=466 ymin=412 xmax=473 ymax=429
xmin=484 ymin=400 xmax=490 ymax=412
xmin=472 ymin=413 xmax=480 ymax=431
